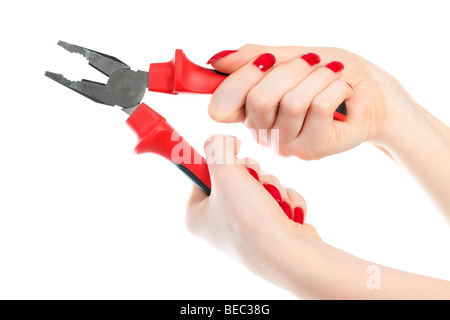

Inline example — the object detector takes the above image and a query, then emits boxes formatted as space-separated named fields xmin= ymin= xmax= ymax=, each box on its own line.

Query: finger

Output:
xmin=273 ymin=61 xmax=345 ymax=151
xmin=285 ymin=188 xmax=307 ymax=225
xmin=187 ymin=134 xmax=242 ymax=230
xmin=245 ymin=53 xmax=322 ymax=132
xmin=259 ymin=175 xmax=294 ymax=220
xmin=208 ymin=53 xmax=276 ymax=123
xmin=239 ymin=157 xmax=262 ymax=182
xmin=207 ymin=45 xmax=360 ymax=85
xmin=329 ymin=89 xmax=371 ymax=153
xmin=204 ymin=134 xmax=241 ymax=170
xmin=295 ymin=79 xmax=353 ymax=158
xmin=259 ymin=174 xmax=289 ymax=205
xmin=307 ymin=79 xmax=352 ymax=130
xmin=203 ymin=134 xmax=269 ymax=198
xmin=207 ymin=44 xmax=308 ymax=74
xmin=284 ymin=190 xmax=320 ymax=240
xmin=240 ymin=157 xmax=261 ymax=172
xmin=240 ymin=160 xmax=297 ymax=221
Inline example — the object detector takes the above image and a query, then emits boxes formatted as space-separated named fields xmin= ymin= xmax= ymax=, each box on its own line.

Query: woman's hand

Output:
xmin=207 ymin=44 xmax=450 ymax=221
xmin=206 ymin=45 xmax=414 ymax=159
xmin=186 ymin=134 xmax=450 ymax=299
xmin=186 ymin=135 xmax=320 ymax=257
xmin=186 ymin=134 xmax=327 ymax=297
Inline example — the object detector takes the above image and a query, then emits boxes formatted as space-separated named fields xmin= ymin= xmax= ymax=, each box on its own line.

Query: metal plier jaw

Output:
xmin=45 ymin=41 xmax=148 ymax=114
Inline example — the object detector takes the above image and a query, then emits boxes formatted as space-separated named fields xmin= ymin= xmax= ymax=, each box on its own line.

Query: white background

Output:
xmin=0 ymin=0 xmax=449 ymax=299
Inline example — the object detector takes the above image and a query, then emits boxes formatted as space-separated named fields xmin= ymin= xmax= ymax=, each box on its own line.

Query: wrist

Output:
xmin=377 ymin=101 xmax=445 ymax=156
xmin=277 ymin=234 xmax=370 ymax=299
xmin=371 ymin=92 xmax=423 ymax=150
xmin=373 ymin=101 xmax=450 ymax=219
xmin=231 ymin=222 xmax=324 ymax=296
xmin=245 ymin=224 xmax=360 ymax=298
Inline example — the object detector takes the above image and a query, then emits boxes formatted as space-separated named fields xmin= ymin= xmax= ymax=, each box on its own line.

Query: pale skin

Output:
xmin=185 ymin=45 xmax=450 ymax=299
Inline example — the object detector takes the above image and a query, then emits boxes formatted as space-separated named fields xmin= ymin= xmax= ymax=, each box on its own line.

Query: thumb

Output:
xmin=187 ymin=134 xmax=242 ymax=205
xmin=203 ymin=134 xmax=246 ymax=190
xmin=204 ymin=134 xmax=241 ymax=169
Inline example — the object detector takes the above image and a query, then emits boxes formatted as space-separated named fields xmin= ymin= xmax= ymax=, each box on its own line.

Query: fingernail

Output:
xmin=301 ymin=53 xmax=321 ymax=66
xmin=253 ymin=53 xmax=276 ymax=72
xmin=293 ymin=207 xmax=305 ymax=225
xmin=346 ymin=82 xmax=353 ymax=90
xmin=207 ymin=50 xmax=237 ymax=64
xmin=246 ymin=167 xmax=260 ymax=182
xmin=279 ymin=201 xmax=293 ymax=220
xmin=325 ymin=61 xmax=345 ymax=73
xmin=263 ymin=183 xmax=282 ymax=202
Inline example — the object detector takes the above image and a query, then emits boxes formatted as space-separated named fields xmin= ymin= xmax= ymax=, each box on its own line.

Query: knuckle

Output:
xmin=208 ymin=101 xmax=227 ymax=122
xmin=285 ymin=187 xmax=307 ymax=208
xmin=267 ymin=174 xmax=279 ymax=183
xmin=311 ymin=96 xmax=334 ymax=117
xmin=280 ymin=95 xmax=307 ymax=117
xmin=336 ymin=79 xmax=351 ymax=92
xmin=277 ymin=143 xmax=295 ymax=158
xmin=247 ymin=88 xmax=276 ymax=113
xmin=296 ymin=152 xmax=315 ymax=161
xmin=295 ymin=148 xmax=323 ymax=161
xmin=263 ymin=174 xmax=281 ymax=187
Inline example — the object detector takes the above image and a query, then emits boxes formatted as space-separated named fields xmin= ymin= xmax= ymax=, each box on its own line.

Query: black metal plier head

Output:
xmin=45 ymin=41 xmax=148 ymax=113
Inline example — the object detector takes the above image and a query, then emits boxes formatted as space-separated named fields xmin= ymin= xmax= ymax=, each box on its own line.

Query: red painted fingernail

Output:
xmin=263 ymin=183 xmax=282 ymax=202
xmin=301 ymin=53 xmax=321 ymax=66
xmin=253 ymin=53 xmax=276 ymax=72
xmin=293 ymin=207 xmax=305 ymax=225
xmin=207 ymin=50 xmax=237 ymax=64
xmin=279 ymin=201 xmax=293 ymax=220
xmin=326 ymin=61 xmax=344 ymax=73
xmin=346 ymin=82 xmax=353 ymax=90
xmin=246 ymin=167 xmax=260 ymax=182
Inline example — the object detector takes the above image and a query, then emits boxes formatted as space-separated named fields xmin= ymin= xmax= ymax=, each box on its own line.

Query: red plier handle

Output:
xmin=127 ymin=103 xmax=211 ymax=195
xmin=148 ymin=50 xmax=347 ymax=121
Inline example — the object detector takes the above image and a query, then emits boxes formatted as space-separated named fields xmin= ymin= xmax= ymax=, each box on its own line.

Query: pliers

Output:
xmin=46 ymin=41 xmax=347 ymax=196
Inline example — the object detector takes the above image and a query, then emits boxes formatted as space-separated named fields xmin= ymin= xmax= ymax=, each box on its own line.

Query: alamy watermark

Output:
xmin=366 ymin=265 xmax=381 ymax=290
xmin=170 ymin=129 xmax=280 ymax=165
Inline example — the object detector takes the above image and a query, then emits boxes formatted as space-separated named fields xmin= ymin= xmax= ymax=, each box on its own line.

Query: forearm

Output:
xmin=266 ymin=233 xmax=450 ymax=299
xmin=378 ymin=102 xmax=450 ymax=223
xmin=315 ymin=252 xmax=450 ymax=300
